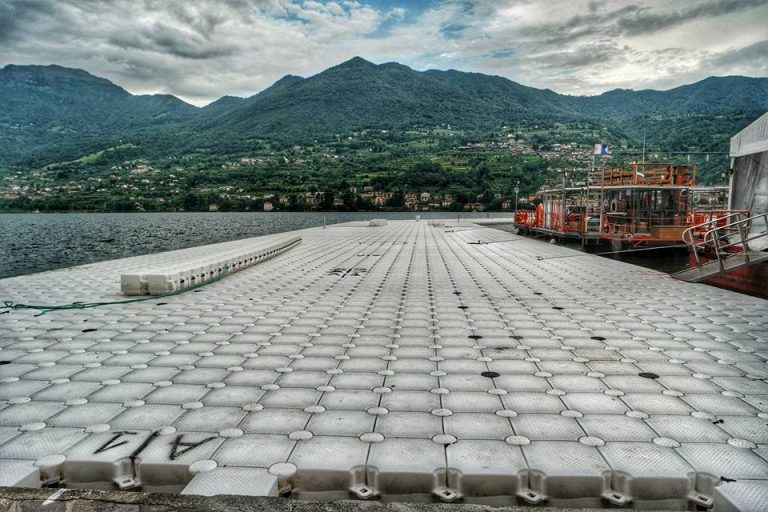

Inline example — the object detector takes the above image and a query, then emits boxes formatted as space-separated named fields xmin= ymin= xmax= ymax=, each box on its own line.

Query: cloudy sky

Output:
xmin=1 ymin=0 xmax=766 ymax=105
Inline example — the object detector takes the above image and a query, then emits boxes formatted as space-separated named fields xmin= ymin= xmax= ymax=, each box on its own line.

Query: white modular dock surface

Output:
xmin=1 ymin=220 xmax=767 ymax=510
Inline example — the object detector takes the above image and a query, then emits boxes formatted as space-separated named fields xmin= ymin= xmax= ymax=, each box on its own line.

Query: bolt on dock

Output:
xmin=1 ymin=220 xmax=766 ymax=510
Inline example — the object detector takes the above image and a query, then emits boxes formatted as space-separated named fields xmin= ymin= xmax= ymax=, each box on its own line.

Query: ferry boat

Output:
xmin=513 ymin=162 xmax=735 ymax=251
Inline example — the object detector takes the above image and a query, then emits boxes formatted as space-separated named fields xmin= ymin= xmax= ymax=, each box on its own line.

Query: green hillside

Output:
xmin=196 ymin=58 xmax=581 ymax=145
xmin=0 ymin=64 xmax=197 ymax=166
xmin=1 ymin=58 xmax=766 ymax=171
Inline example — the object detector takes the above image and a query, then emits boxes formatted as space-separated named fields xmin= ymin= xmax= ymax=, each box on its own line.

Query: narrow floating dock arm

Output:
xmin=121 ymin=236 xmax=301 ymax=296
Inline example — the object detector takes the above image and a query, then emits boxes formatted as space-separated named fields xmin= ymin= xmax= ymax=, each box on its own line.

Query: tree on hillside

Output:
xmin=387 ymin=192 xmax=405 ymax=208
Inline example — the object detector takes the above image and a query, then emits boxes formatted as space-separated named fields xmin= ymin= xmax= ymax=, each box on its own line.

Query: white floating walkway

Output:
xmin=120 ymin=234 xmax=301 ymax=295
xmin=0 ymin=220 xmax=767 ymax=510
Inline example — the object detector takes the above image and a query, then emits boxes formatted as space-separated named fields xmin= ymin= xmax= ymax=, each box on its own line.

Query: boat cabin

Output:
xmin=515 ymin=163 xmax=734 ymax=248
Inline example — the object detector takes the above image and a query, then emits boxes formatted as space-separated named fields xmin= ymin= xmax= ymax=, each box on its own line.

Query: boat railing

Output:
xmin=682 ymin=211 xmax=768 ymax=269
xmin=563 ymin=213 xmax=583 ymax=233
xmin=686 ymin=210 xmax=750 ymax=235
xmin=514 ymin=210 xmax=536 ymax=227
xmin=601 ymin=208 xmax=689 ymax=240
xmin=592 ymin=164 xmax=695 ymax=187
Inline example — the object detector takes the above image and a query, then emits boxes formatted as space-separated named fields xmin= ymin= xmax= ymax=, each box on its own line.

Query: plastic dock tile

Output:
xmin=714 ymin=480 xmax=768 ymax=512
xmin=121 ymin=235 xmax=301 ymax=295
xmin=181 ymin=466 xmax=278 ymax=497
xmin=1 ymin=220 xmax=768 ymax=509
xmin=0 ymin=460 xmax=39 ymax=487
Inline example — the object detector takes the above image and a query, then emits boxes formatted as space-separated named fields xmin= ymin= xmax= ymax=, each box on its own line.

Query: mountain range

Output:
xmin=1 ymin=57 xmax=767 ymax=169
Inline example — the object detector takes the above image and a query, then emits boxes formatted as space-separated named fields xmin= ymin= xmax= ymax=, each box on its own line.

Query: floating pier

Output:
xmin=1 ymin=221 xmax=767 ymax=510
xmin=120 ymin=234 xmax=302 ymax=295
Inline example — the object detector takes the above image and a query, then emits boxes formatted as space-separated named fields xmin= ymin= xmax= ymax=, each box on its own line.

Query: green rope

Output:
xmin=1 ymin=264 xmax=229 ymax=317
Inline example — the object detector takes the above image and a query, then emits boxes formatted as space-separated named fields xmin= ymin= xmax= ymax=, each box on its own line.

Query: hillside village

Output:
xmin=2 ymin=123 xmax=683 ymax=213
xmin=0 ymin=60 xmax=758 ymax=213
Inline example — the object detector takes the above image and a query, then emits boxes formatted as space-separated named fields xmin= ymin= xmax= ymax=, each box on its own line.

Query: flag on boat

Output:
xmin=594 ymin=143 xmax=609 ymax=155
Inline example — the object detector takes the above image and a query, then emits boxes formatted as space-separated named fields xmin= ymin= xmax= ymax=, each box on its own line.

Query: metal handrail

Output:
xmin=682 ymin=212 xmax=768 ymax=270
xmin=683 ymin=211 xmax=746 ymax=242
xmin=682 ymin=211 xmax=745 ymax=254
xmin=687 ymin=209 xmax=750 ymax=232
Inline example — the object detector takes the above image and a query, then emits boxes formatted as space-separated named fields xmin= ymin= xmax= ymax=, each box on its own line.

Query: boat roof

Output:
xmin=731 ymin=111 xmax=768 ymax=157
xmin=541 ymin=185 xmax=696 ymax=192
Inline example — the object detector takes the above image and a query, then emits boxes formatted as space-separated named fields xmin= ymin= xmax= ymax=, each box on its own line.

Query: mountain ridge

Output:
xmin=1 ymin=58 xmax=767 ymax=168
xmin=0 ymin=63 xmax=199 ymax=165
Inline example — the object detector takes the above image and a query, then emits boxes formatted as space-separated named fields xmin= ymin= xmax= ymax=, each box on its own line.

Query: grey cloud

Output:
xmin=460 ymin=0 xmax=766 ymax=94
xmin=529 ymin=43 xmax=623 ymax=70
xmin=512 ymin=5 xmax=639 ymax=47
xmin=533 ymin=25 xmax=612 ymax=47
xmin=0 ymin=10 xmax=17 ymax=44
xmin=0 ymin=0 xmax=66 ymax=43
xmin=489 ymin=48 xmax=515 ymax=59
xmin=0 ymin=0 xmax=766 ymax=103
xmin=165 ymin=6 xmax=227 ymax=38
xmin=618 ymin=0 xmax=768 ymax=35
xmin=440 ymin=23 xmax=468 ymax=39
xmin=710 ymin=40 xmax=768 ymax=72
xmin=540 ymin=4 xmax=640 ymax=33
xmin=588 ymin=1 xmax=604 ymax=14
xmin=252 ymin=0 xmax=290 ymax=17
xmin=108 ymin=23 xmax=238 ymax=60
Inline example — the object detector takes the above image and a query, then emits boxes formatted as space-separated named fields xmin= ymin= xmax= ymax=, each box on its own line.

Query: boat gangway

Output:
xmin=673 ymin=211 xmax=768 ymax=282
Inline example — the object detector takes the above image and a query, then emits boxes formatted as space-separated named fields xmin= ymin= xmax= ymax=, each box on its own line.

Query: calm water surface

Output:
xmin=0 ymin=212 xmax=509 ymax=278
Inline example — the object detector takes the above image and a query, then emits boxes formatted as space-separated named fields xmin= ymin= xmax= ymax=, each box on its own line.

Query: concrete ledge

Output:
xmin=0 ymin=487 xmax=674 ymax=512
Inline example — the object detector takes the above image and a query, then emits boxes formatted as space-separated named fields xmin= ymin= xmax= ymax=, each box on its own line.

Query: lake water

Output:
xmin=0 ymin=212 xmax=510 ymax=278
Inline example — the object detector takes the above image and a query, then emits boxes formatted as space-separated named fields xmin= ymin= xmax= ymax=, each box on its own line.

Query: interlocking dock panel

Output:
xmin=1 ymin=221 xmax=767 ymax=510
xmin=120 ymin=234 xmax=301 ymax=295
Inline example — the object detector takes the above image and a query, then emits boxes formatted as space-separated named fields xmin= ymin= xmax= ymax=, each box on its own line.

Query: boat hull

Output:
xmin=694 ymin=254 xmax=768 ymax=298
